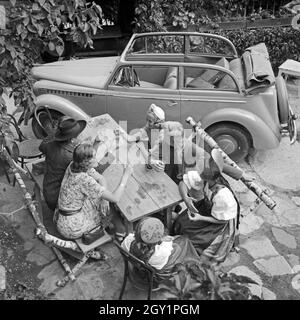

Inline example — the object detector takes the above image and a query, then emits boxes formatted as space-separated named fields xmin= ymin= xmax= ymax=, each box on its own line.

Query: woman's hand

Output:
xmin=184 ymin=196 xmax=198 ymax=214
xmin=187 ymin=211 xmax=203 ymax=221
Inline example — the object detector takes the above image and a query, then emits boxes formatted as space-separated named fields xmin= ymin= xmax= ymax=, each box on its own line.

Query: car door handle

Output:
xmin=167 ymin=101 xmax=178 ymax=107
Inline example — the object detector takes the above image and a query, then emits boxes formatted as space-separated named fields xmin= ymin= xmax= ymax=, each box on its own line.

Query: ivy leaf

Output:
xmin=55 ymin=44 xmax=64 ymax=56
xmin=16 ymin=24 xmax=23 ymax=35
xmin=38 ymin=0 xmax=46 ymax=6
xmin=27 ymin=24 xmax=37 ymax=33
xmin=90 ymin=22 xmax=97 ymax=35
xmin=56 ymin=17 xmax=61 ymax=26
xmin=32 ymin=3 xmax=40 ymax=11
xmin=10 ymin=0 xmax=16 ymax=7
xmin=43 ymin=3 xmax=52 ymax=13
xmin=37 ymin=24 xmax=44 ymax=37
xmin=21 ymin=29 xmax=28 ymax=40
xmin=48 ymin=41 xmax=55 ymax=51
xmin=23 ymin=16 xmax=30 ymax=26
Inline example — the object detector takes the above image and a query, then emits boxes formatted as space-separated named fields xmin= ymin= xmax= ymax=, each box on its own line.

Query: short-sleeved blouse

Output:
xmin=58 ymin=164 xmax=105 ymax=212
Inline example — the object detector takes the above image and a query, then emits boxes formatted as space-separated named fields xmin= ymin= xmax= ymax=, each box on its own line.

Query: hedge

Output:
xmin=213 ymin=26 xmax=300 ymax=73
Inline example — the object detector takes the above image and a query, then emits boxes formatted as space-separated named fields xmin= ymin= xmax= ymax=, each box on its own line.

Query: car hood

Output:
xmin=31 ymin=56 xmax=119 ymax=89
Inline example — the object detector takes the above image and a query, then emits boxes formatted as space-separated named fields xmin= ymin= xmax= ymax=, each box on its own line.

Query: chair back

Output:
xmin=114 ymin=240 xmax=175 ymax=283
xmin=114 ymin=240 xmax=156 ymax=274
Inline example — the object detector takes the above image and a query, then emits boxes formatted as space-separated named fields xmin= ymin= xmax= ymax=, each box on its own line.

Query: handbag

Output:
xmin=82 ymin=225 xmax=105 ymax=245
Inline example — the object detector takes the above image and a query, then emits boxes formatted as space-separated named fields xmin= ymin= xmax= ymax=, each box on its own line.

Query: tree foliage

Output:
xmin=0 ymin=0 xmax=103 ymax=122
xmin=214 ymin=26 xmax=300 ymax=72
xmin=134 ymin=0 xmax=290 ymax=32
xmin=158 ymin=261 xmax=260 ymax=300
xmin=134 ymin=0 xmax=300 ymax=70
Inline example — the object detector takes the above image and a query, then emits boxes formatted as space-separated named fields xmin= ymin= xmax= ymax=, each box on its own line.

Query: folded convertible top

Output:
xmin=242 ymin=43 xmax=275 ymax=89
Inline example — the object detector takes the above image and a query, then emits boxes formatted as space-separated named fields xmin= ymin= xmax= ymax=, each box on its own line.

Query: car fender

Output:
xmin=201 ymin=108 xmax=280 ymax=150
xmin=34 ymin=94 xmax=90 ymax=121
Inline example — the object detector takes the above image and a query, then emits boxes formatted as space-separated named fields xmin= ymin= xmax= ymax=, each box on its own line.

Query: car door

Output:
xmin=106 ymin=64 xmax=181 ymax=133
xmin=179 ymin=65 xmax=246 ymax=127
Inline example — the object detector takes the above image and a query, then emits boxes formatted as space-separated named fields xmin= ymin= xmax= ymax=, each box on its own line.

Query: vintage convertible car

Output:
xmin=31 ymin=32 xmax=297 ymax=161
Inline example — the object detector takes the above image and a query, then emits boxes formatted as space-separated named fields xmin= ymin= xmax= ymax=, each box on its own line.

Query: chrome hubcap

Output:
xmin=216 ymin=134 xmax=238 ymax=154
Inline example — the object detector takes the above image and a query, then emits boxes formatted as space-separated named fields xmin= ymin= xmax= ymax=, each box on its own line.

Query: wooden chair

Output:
xmin=114 ymin=240 xmax=175 ymax=300
xmin=25 ymin=159 xmax=113 ymax=287
xmin=6 ymin=113 xmax=44 ymax=168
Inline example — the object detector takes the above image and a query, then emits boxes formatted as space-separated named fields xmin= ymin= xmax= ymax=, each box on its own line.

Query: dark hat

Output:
xmin=54 ymin=117 xmax=87 ymax=141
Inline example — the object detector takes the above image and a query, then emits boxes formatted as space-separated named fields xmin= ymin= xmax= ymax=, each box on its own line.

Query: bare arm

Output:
xmin=179 ymin=181 xmax=189 ymax=200
xmin=179 ymin=181 xmax=198 ymax=214
xmin=96 ymin=174 xmax=107 ymax=188
xmin=87 ymin=169 xmax=108 ymax=188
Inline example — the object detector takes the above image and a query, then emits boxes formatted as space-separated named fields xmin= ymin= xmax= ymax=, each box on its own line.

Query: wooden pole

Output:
xmin=56 ymin=253 xmax=91 ymax=287
xmin=0 ymin=147 xmax=46 ymax=230
xmin=186 ymin=116 xmax=276 ymax=210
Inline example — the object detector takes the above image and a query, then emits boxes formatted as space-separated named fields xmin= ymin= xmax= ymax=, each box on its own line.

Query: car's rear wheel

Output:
xmin=32 ymin=108 xmax=64 ymax=139
xmin=206 ymin=123 xmax=251 ymax=163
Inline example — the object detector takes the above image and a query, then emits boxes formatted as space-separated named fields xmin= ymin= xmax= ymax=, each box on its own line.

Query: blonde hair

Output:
xmin=72 ymin=143 xmax=94 ymax=172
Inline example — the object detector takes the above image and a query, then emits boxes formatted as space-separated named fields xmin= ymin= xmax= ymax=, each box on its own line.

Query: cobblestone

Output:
xmin=240 ymin=236 xmax=279 ymax=259
xmin=253 ymin=256 xmax=294 ymax=276
xmin=229 ymin=265 xmax=262 ymax=286
xmin=239 ymin=213 xmax=264 ymax=235
xmin=271 ymin=227 xmax=297 ymax=249
xmin=262 ymin=287 xmax=277 ymax=300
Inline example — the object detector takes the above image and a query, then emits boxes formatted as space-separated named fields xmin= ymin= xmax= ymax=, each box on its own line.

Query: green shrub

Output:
xmin=134 ymin=0 xmax=299 ymax=72
xmin=212 ymin=27 xmax=300 ymax=73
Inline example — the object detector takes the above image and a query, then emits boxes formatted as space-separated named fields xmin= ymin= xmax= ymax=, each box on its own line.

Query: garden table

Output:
xmin=78 ymin=113 xmax=183 ymax=233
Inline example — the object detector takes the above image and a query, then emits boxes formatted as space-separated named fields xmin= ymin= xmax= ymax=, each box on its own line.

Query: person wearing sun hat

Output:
xmin=122 ymin=217 xmax=202 ymax=272
xmin=172 ymin=148 xmax=241 ymax=264
xmin=39 ymin=116 xmax=87 ymax=212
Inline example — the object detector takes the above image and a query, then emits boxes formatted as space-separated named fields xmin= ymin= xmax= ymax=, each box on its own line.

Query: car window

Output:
xmin=112 ymin=65 xmax=179 ymax=90
xmin=128 ymin=35 xmax=185 ymax=54
xmin=188 ymin=35 xmax=235 ymax=56
xmin=183 ymin=66 xmax=238 ymax=91
xmin=113 ymin=66 xmax=135 ymax=87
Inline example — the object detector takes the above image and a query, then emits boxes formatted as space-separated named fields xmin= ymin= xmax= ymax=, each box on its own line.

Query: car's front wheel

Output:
xmin=206 ymin=123 xmax=252 ymax=163
xmin=32 ymin=108 xmax=64 ymax=139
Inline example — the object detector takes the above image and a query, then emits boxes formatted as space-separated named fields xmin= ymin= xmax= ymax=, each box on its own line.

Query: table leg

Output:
xmin=165 ymin=207 xmax=173 ymax=231
xmin=33 ymin=182 xmax=44 ymax=224
xmin=124 ymin=220 xmax=133 ymax=234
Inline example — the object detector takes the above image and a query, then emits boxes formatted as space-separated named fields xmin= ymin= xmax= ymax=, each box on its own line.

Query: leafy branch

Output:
xmin=0 ymin=0 xmax=103 ymax=123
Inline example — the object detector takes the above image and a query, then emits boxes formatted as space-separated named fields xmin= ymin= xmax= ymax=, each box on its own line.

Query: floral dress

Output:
xmin=55 ymin=163 xmax=110 ymax=239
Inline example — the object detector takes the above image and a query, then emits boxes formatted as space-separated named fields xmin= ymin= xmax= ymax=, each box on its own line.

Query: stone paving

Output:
xmin=1 ymin=80 xmax=300 ymax=300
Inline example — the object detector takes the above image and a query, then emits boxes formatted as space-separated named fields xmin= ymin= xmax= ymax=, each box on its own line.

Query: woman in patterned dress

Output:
xmin=54 ymin=143 xmax=132 ymax=241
